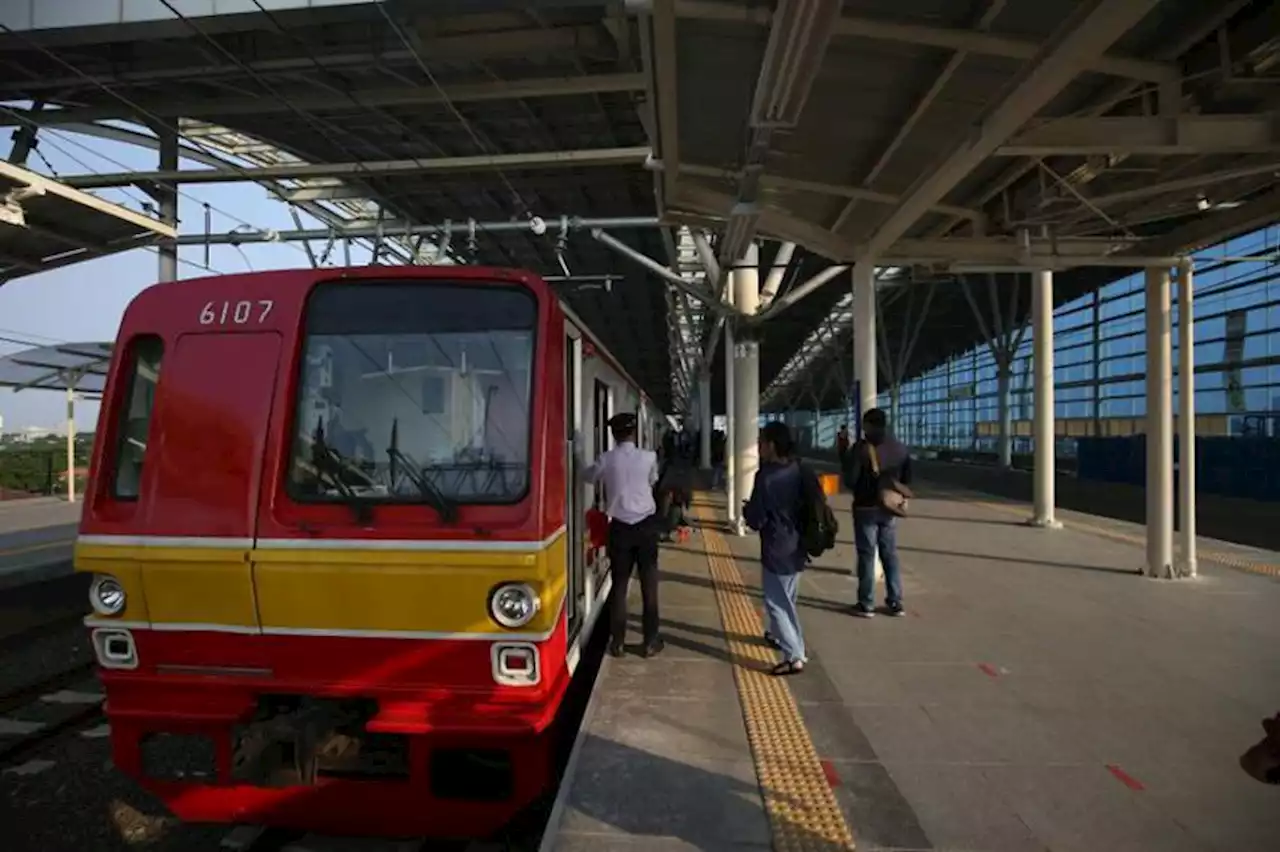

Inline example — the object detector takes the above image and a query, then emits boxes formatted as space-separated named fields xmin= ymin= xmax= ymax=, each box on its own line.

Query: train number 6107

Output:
xmin=199 ymin=300 xmax=274 ymax=326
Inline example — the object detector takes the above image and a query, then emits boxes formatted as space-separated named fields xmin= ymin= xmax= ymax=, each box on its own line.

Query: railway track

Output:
xmin=0 ymin=577 xmax=101 ymax=769
xmin=0 ymin=666 xmax=104 ymax=768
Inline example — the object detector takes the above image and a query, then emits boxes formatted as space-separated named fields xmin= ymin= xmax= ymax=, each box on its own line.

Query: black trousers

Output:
xmin=607 ymin=516 xmax=660 ymax=646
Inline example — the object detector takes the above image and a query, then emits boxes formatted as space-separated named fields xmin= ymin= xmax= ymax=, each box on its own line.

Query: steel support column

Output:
xmin=731 ymin=242 xmax=761 ymax=536
xmin=698 ymin=367 xmax=713 ymax=469
xmin=1176 ymin=259 xmax=1197 ymax=578
xmin=64 ymin=373 xmax=80 ymax=504
xmin=1145 ymin=266 xmax=1174 ymax=578
xmin=1029 ymin=266 xmax=1060 ymax=528
xmin=853 ymin=263 xmax=877 ymax=424
xmin=725 ymin=290 xmax=738 ymax=525
xmin=996 ymin=366 xmax=1013 ymax=467
xmin=157 ymin=128 xmax=179 ymax=283
xmin=853 ymin=260 xmax=883 ymax=581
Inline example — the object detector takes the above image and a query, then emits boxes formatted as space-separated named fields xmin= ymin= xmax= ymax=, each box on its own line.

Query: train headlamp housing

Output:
xmin=90 ymin=574 xmax=127 ymax=617
xmin=488 ymin=583 xmax=540 ymax=629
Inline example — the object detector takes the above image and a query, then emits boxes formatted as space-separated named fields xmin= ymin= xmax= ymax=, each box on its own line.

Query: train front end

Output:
xmin=74 ymin=267 xmax=575 ymax=838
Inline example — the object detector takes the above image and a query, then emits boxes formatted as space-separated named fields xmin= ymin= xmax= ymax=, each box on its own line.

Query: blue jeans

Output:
xmin=711 ymin=464 xmax=726 ymax=489
xmin=762 ymin=569 xmax=805 ymax=662
xmin=853 ymin=508 xmax=904 ymax=608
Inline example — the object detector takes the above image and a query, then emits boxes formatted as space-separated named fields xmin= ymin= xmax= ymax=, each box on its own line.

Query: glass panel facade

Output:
xmin=764 ymin=224 xmax=1280 ymax=452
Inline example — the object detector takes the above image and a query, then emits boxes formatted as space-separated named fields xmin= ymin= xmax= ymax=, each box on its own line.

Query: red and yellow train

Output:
xmin=75 ymin=265 xmax=659 ymax=838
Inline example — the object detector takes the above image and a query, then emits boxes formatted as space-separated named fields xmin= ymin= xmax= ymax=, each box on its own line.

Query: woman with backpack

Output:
xmin=742 ymin=421 xmax=811 ymax=676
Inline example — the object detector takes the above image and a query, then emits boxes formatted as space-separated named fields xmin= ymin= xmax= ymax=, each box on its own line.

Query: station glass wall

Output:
xmin=774 ymin=223 xmax=1280 ymax=455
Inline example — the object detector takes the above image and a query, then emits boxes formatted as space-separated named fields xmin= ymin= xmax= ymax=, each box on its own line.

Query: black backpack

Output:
xmin=798 ymin=463 xmax=838 ymax=558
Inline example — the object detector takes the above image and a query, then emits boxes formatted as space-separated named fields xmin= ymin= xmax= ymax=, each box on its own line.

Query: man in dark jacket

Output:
xmin=841 ymin=408 xmax=912 ymax=618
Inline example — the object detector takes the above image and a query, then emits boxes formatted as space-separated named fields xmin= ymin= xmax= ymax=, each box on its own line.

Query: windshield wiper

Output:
xmin=387 ymin=446 xmax=459 ymax=523
xmin=311 ymin=421 xmax=374 ymax=525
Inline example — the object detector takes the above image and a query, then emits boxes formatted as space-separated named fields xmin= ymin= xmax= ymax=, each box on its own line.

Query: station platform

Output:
xmin=542 ymin=483 xmax=1280 ymax=852
xmin=0 ymin=498 xmax=81 ymax=591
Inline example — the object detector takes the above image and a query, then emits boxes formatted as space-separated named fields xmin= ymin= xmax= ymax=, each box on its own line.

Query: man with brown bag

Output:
xmin=841 ymin=408 xmax=914 ymax=618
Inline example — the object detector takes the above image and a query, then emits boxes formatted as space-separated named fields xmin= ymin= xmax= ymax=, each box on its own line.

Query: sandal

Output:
xmin=763 ymin=631 xmax=783 ymax=650
xmin=770 ymin=659 xmax=805 ymax=677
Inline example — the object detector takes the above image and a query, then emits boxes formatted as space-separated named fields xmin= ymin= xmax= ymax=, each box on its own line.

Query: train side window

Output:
xmin=111 ymin=336 xmax=164 ymax=499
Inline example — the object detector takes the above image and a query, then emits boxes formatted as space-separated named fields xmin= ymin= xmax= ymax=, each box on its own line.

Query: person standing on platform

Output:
xmin=841 ymin=407 xmax=913 ymax=618
xmin=743 ymin=421 xmax=809 ymax=676
xmin=583 ymin=413 xmax=664 ymax=659
xmin=836 ymin=423 xmax=851 ymax=463
xmin=710 ymin=428 xmax=727 ymax=490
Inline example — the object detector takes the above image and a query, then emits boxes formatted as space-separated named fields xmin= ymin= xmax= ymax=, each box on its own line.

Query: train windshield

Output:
xmin=288 ymin=280 xmax=537 ymax=506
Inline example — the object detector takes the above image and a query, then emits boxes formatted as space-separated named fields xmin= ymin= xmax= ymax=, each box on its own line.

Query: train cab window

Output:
xmin=288 ymin=280 xmax=537 ymax=505
xmin=111 ymin=335 xmax=164 ymax=499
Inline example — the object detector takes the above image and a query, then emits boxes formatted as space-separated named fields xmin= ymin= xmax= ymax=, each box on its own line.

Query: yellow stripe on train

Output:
xmin=75 ymin=534 xmax=568 ymax=637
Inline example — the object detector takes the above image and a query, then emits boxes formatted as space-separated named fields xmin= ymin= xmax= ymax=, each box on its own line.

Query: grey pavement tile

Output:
xmin=550 ymin=837 xmax=771 ymax=852
xmin=828 ymin=760 xmax=932 ymax=851
xmin=882 ymin=763 xmax=1048 ymax=852
xmin=920 ymin=700 xmax=1093 ymax=766
xmin=586 ymin=693 xmax=750 ymax=767
xmin=561 ymin=738 xmax=770 ymax=847
xmin=1142 ymin=788 xmax=1280 ymax=852
xmin=981 ymin=764 xmax=1214 ymax=852
xmin=603 ymin=656 xmax=738 ymax=699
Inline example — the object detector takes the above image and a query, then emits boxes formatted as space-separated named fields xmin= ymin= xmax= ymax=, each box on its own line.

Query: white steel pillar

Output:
xmin=698 ymin=367 xmax=712 ymax=469
xmin=853 ymin=261 xmax=883 ymax=581
xmin=1176 ymin=259 xmax=1197 ymax=578
xmin=157 ymin=128 xmax=179 ymax=283
xmin=1145 ymin=266 xmax=1174 ymax=578
xmin=1029 ymin=266 xmax=1060 ymax=528
xmin=853 ymin=263 xmax=877 ymax=425
xmin=724 ymin=294 xmax=738 ymax=523
xmin=996 ymin=365 xmax=1013 ymax=469
xmin=65 ymin=385 xmax=76 ymax=503
xmin=731 ymin=242 xmax=761 ymax=536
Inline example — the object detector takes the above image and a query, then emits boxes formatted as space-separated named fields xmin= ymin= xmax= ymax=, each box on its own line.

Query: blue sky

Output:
xmin=0 ymin=125 xmax=375 ymax=432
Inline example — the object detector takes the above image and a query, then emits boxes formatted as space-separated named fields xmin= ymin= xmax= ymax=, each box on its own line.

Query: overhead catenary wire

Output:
xmin=373 ymin=1 xmax=533 ymax=220
xmin=243 ymin=0 xmax=509 ymax=267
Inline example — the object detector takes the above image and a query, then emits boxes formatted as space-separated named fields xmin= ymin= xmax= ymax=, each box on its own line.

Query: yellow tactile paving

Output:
xmin=692 ymin=501 xmax=857 ymax=852
xmin=957 ymin=493 xmax=1280 ymax=580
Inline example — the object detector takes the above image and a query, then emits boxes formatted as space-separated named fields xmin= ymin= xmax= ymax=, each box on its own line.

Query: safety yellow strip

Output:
xmin=957 ymin=492 xmax=1280 ymax=580
xmin=692 ymin=501 xmax=857 ymax=852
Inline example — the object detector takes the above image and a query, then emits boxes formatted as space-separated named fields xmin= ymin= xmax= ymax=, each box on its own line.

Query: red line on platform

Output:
xmin=820 ymin=759 xmax=841 ymax=788
xmin=1106 ymin=764 xmax=1145 ymax=791
xmin=978 ymin=663 xmax=999 ymax=678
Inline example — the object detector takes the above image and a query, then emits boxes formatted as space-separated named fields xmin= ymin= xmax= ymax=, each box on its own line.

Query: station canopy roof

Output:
xmin=0 ymin=0 xmax=1277 ymax=413
xmin=0 ymin=342 xmax=112 ymax=394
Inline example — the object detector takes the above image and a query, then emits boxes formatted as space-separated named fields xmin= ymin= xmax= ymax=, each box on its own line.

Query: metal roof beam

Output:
xmin=1122 ymin=185 xmax=1280 ymax=258
xmin=174 ymin=216 xmax=660 ymax=246
xmin=0 ymin=159 xmax=176 ymax=237
xmin=672 ymin=162 xmax=985 ymax=222
xmin=1083 ymin=161 xmax=1280 ymax=208
xmin=673 ymin=0 xmax=1176 ymax=82
xmin=0 ymin=73 xmax=646 ymax=128
xmin=864 ymin=0 xmax=1163 ymax=260
xmin=997 ymin=114 xmax=1280 ymax=156
xmin=60 ymin=147 xmax=651 ymax=189
xmin=0 ymin=25 xmax=618 ymax=95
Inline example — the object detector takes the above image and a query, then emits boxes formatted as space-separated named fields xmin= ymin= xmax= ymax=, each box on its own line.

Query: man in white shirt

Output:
xmin=583 ymin=412 xmax=664 ymax=659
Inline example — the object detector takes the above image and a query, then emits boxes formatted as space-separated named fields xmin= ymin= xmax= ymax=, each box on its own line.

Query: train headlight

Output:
xmin=90 ymin=574 xmax=127 ymax=617
xmin=488 ymin=583 xmax=540 ymax=629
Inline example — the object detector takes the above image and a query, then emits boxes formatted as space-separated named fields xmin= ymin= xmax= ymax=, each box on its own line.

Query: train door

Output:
xmin=565 ymin=331 xmax=586 ymax=641
xmin=592 ymin=379 xmax=611 ymax=510
xmin=135 ymin=331 xmax=282 ymax=634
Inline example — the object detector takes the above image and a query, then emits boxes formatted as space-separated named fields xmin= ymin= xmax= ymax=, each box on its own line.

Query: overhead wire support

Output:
xmin=0 ymin=27 xmax=320 ymax=266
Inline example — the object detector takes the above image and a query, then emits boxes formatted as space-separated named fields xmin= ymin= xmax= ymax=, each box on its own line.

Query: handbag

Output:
xmin=868 ymin=444 xmax=912 ymax=517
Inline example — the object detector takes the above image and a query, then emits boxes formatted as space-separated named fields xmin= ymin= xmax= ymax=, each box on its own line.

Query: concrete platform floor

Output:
xmin=0 ymin=498 xmax=80 ymax=590
xmin=545 ymin=482 xmax=1280 ymax=852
